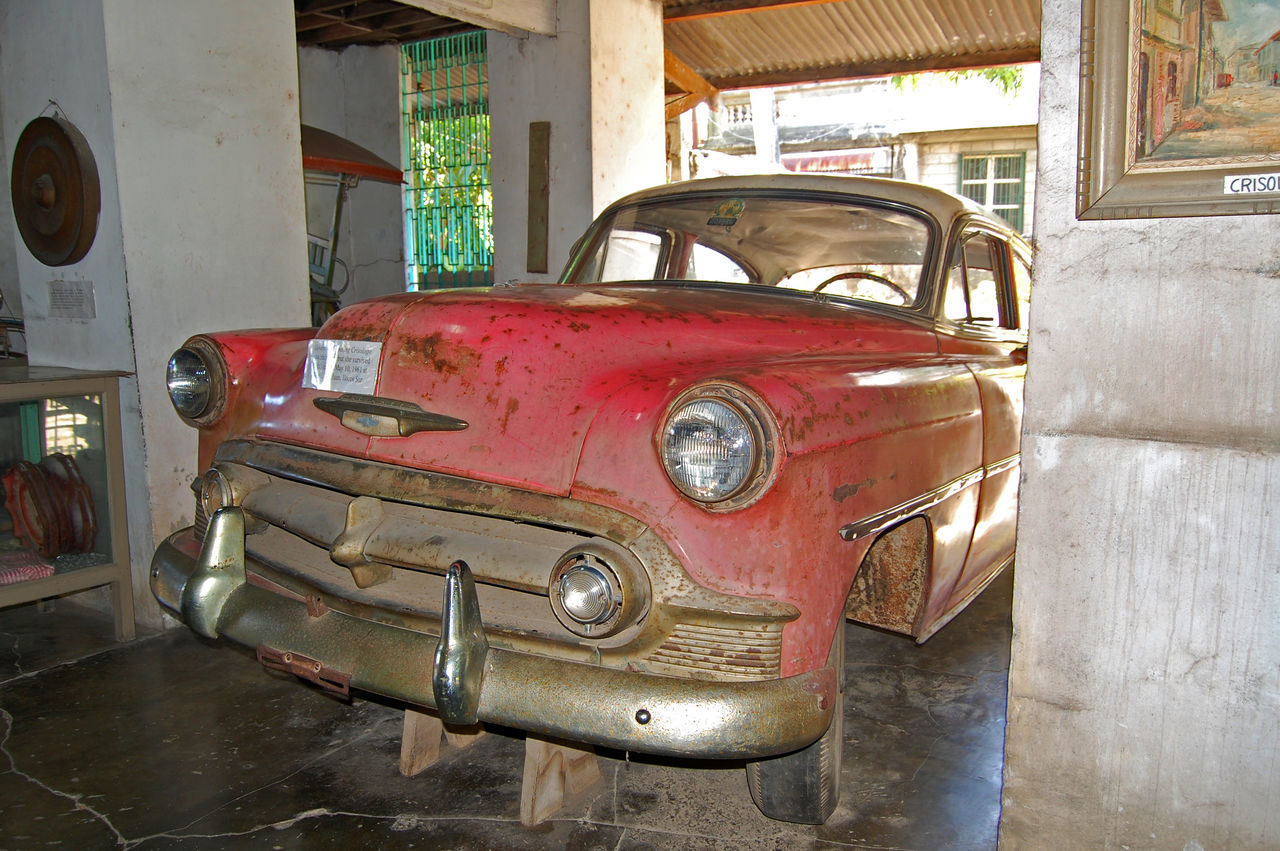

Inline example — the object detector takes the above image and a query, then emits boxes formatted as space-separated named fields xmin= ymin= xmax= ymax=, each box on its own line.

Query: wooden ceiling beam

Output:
xmin=664 ymin=49 xmax=719 ymax=118
xmin=294 ymin=1 xmax=362 ymax=15
xmin=319 ymin=1 xmax=404 ymax=23
xmin=297 ymin=22 xmax=379 ymax=43
xmin=300 ymin=18 xmax=473 ymax=48
xmin=663 ymin=0 xmax=846 ymax=24
xmin=394 ymin=0 xmax=556 ymax=36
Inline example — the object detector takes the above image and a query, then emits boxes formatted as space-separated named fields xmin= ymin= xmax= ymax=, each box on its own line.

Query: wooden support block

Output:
xmin=399 ymin=709 xmax=488 ymax=777
xmin=400 ymin=708 xmax=443 ymax=777
xmin=520 ymin=735 xmax=602 ymax=827
xmin=444 ymin=723 xmax=486 ymax=750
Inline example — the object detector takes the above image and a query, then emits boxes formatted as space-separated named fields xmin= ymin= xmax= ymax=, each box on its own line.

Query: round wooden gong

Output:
xmin=10 ymin=116 xmax=101 ymax=266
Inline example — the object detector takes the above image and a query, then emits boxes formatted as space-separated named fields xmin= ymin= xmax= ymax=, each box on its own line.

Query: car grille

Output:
xmin=232 ymin=477 xmax=599 ymax=646
xmin=193 ymin=444 xmax=794 ymax=682
xmin=244 ymin=524 xmax=575 ymax=640
xmin=648 ymin=623 xmax=784 ymax=680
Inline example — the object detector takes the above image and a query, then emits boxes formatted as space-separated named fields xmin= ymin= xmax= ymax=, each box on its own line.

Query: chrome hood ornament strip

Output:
xmin=314 ymin=393 xmax=468 ymax=437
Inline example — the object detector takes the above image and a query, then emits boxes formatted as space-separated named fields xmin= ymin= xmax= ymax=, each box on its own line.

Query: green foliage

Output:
xmin=401 ymin=34 xmax=494 ymax=279
xmin=892 ymin=65 xmax=1024 ymax=96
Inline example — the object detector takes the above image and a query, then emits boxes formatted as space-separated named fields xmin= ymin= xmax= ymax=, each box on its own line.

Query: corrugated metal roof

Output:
xmin=296 ymin=1 xmax=1040 ymax=91
xmin=663 ymin=0 xmax=1041 ymax=90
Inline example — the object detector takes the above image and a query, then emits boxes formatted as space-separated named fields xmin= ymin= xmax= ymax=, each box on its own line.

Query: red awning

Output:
xmin=301 ymin=124 xmax=403 ymax=184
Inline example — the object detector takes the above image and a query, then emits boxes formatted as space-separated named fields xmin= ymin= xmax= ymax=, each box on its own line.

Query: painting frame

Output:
xmin=1078 ymin=0 xmax=1280 ymax=219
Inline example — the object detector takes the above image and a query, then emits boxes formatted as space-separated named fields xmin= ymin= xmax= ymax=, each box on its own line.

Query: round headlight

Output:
xmin=660 ymin=385 xmax=777 ymax=509
xmin=559 ymin=563 xmax=616 ymax=624
xmin=166 ymin=338 xmax=226 ymax=423
xmin=549 ymin=542 xmax=649 ymax=639
xmin=167 ymin=348 xmax=210 ymax=418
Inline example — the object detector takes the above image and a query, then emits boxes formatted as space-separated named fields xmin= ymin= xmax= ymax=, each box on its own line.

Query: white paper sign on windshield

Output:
xmin=302 ymin=339 xmax=382 ymax=394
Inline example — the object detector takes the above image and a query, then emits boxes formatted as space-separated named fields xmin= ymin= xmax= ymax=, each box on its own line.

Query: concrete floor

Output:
xmin=0 ymin=570 xmax=1012 ymax=849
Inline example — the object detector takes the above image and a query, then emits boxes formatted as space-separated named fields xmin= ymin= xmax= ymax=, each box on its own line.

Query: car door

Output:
xmin=934 ymin=225 xmax=1027 ymax=606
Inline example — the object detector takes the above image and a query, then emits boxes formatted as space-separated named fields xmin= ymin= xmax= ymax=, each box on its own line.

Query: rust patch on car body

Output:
xmin=845 ymin=517 xmax=929 ymax=636
xmin=401 ymin=332 xmax=479 ymax=377
xmin=500 ymin=398 xmax=520 ymax=434
xmin=832 ymin=478 xmax=876 ymax=503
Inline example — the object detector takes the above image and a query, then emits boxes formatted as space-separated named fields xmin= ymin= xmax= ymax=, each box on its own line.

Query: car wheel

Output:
xmin=745 ymin=620 xmax=845 ymax=824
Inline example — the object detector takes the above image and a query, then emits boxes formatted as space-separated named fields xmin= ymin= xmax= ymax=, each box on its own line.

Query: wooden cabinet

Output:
xmin=0 ymin=366 xmax=135 ymax=641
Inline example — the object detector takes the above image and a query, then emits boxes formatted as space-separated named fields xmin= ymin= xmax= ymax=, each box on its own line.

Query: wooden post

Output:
xmin=399 ymin=708 xmax=486 ymax=777
xmin=519 ymin=735 xmax=602 ymax=826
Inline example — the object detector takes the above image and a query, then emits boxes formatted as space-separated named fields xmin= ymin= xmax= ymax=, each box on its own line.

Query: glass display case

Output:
xmin=0 ymin=365 xmax=134 ymax=640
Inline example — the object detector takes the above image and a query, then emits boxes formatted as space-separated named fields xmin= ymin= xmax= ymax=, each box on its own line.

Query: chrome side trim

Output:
xmin=984 ymin=453 xmax=1020 ymax=478
xmin=838 ymin=469 xmax=985 ymax=543
xmin=838 ymin=452 xmax=1019 ymax=543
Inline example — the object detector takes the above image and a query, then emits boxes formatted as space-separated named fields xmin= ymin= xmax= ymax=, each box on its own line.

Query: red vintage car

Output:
xmin=152 ymin=174 xmax=1029 ymax=824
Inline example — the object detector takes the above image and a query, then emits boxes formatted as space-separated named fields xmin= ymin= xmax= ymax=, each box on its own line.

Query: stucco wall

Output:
xmin=0 ymin=2 xmax=128 ymax=368
xmin=0 ymin=0 xmax=308 ymax=628
xmin=0 ymin=0 xmax=145 ymax=622
xmin=298 ymin=45 xmax=405 ymax=304
xmin=107 ymin=0 xmax=308 ymax=628
xmin=1000 ymin=0 xmax=1280 ymax=846
xmin=489 ymin=0 xmax=664 ymax=283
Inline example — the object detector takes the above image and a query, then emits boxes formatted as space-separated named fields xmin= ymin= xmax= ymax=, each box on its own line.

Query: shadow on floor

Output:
xmin=0 ymin=570 xmax=1012 ymax=849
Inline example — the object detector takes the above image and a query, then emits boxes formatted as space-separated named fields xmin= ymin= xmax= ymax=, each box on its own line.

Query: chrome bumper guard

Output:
xmin=151 ymin=508 xmax=835 ymax=760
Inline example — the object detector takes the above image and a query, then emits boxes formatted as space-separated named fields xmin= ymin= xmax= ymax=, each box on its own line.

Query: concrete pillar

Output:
xmin=0 ymin=0 xmax=308 ymax=628
xmin=897 ymin=141 xmax=920 ymax=182
xmin=1001 ymin=0 xmax=1280 ymax=845
xmin=298 ymin=45 xmax=405 ymax=303
xmin=488 ymin=0 xmax=665 ymax=284
xmin=749 ymin=88 xmax=779 ymax=165
xmin=664 ymin=112 xmax=692 ymax=183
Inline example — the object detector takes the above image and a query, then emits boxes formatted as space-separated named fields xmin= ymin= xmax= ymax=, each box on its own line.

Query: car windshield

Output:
xmin=561 ymin=192 xmax=934 ymax=308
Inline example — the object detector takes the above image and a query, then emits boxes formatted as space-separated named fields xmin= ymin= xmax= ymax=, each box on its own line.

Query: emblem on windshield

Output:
xmin=707 ymin=198 xmax=745 ymax=227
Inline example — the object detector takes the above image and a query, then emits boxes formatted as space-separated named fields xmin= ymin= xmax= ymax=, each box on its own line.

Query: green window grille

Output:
xmin=401 ymin=33 xmax=493 ymax=289
xmin=958 ymin=153 xmax=1027 ymax=232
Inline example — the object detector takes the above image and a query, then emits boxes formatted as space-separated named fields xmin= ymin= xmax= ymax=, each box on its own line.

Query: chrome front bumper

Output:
xmin=150 ymin=508 xmax=836 ymax=760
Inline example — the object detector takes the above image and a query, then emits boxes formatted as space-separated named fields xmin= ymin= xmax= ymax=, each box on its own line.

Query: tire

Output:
xmin=745 ymin=620 xmax=845 ymax=823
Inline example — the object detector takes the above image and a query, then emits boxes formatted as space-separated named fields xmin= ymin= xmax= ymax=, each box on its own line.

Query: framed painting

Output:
xmin=1079 ymin=0 xmax=1280 ymax=218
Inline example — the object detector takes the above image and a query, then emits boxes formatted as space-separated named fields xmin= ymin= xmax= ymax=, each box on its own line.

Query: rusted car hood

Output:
xmin=248 ymin=285 xmax=935 ymax=495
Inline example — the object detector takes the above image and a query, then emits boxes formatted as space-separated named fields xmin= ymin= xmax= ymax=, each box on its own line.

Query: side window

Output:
xmin=685 ymin=243 xmax=751 ymax=283
xmin=945 ymin=233 xmax=1003 ymax=327
xmin=598 ymin=230 xmax=664 ymax=281
xmin=1011 ymin=252 xmax=1032 ymax=330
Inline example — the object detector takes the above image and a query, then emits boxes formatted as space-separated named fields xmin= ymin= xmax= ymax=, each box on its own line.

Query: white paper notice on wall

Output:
xmin=302 ymin=339 xmax=382 ymax=394
xmin=1223 ymin=173 xmax=1280 ymax=195
xmin=48 ymin=280 xmax=96 ymax=319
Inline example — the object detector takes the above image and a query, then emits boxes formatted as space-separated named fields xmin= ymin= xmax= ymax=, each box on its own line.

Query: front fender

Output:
xmin=570 ymin=356 xmax=984 ymax=675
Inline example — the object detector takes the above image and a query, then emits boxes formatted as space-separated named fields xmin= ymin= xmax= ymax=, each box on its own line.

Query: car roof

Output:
xmin=606 ymin=173 xmax=998 ymax=231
